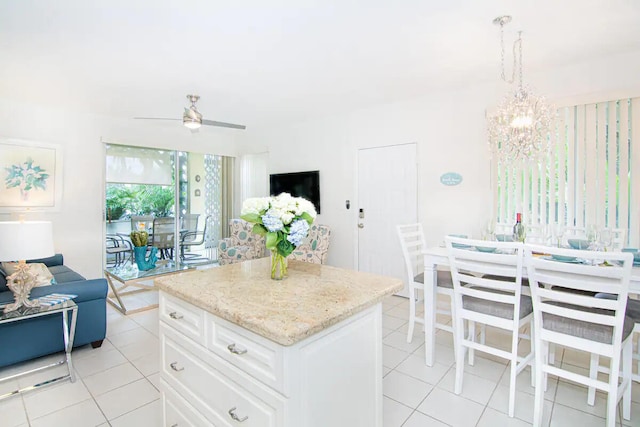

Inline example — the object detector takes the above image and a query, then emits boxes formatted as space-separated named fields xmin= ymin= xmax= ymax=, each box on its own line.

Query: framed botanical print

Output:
xmin=0 ymin=138 xmax=63 ymax=211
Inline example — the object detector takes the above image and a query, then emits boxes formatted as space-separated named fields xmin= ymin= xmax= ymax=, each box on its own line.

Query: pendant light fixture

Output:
xmin=487 ymin=16 xmax=554 ymax=164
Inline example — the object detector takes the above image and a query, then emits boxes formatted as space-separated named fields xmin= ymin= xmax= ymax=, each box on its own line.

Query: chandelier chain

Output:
xmin=517 ymin=32 xmax=523 ymax=88
xmin=499 ymin=20 xmax=517 ymax=85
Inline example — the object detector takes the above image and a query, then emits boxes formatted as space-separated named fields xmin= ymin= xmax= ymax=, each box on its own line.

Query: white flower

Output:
xmin=241 ymin=197 xmax=270 ymax=216
xmin=295 ymin=198 xmax=317 ymax=218
xmin=271 ymin=192 xmax=293 ymax=211
xmin=281 ymin=212 xmax=294 ymax=224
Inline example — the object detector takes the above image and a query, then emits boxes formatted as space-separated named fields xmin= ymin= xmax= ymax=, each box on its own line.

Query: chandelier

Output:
xmin=487 ymin=16 xmax=554 ymax=164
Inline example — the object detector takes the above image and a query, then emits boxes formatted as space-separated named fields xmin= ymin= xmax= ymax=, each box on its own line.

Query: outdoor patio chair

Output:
xmin=180 ymin=215 xmax=211 ymax=262
xmin=106 ymin=234 xmax=133 ymax=268
xmin=150 ymin=217 xmax=176 ymax=260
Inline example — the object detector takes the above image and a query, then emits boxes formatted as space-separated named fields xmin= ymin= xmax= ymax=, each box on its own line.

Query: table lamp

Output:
xmin=0 ymin=221 xmax=55 ymax=312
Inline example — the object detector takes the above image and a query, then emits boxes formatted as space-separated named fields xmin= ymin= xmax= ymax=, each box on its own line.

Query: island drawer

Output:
xmin=162 ymin=378 xmax=213 ymax=426
xmin=161 ymin=327 xmax=285 ymax=427
xmin=205 ymin=313 xmax=286 ymax=394
xmin=160 ymin=292 xmax=206 ymax=344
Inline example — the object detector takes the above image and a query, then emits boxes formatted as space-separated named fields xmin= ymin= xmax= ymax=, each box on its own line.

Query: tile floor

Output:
xmin=0 ymin=293 xmax=639 ymax=426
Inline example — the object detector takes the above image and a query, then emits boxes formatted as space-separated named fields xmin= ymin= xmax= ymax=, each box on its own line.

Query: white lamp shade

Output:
xmin=0 ymin=221 xmax=55 ymax=261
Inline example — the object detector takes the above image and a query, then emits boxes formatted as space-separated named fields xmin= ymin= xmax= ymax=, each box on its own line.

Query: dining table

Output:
xmin=422 ymin=245 xmax=640 ymax=366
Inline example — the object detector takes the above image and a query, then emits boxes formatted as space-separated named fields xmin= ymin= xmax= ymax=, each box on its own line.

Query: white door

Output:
xmin=357 ymin=143 xmax=417 ymax=296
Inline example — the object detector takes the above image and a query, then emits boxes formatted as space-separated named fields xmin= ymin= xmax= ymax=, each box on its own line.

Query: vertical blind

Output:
xmin=493 ymin=97 xmax=640 ymax=246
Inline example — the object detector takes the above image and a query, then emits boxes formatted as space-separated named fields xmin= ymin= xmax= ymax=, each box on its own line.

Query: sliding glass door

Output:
xmin=104 ymin=143 xmax=233 ymax=270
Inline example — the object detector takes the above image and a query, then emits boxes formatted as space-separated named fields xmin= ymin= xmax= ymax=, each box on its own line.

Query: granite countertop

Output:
xmin=155 ymin=258 xmax=403 ymax=346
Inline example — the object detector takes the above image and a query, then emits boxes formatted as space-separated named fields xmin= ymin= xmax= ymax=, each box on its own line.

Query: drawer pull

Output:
xmin=171 ymin=424 xmax=178 ymax=427
xmin=228 ymin=407 xmax=248 ymax=422
xmin=169 ymin=362 xmax=184 ymax=372
xmin=169 ymin=311 xmax=184 ymax=320
xmin=227 ymin=343 xmax=248 ymax=355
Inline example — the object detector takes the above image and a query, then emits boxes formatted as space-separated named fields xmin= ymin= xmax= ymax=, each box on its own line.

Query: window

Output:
xmin=493 ymin=97 xmax=640 ymax=246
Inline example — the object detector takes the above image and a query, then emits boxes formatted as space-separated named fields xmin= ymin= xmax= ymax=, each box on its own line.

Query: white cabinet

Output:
xmin=159 ymin=291 xmax=383 ymax=427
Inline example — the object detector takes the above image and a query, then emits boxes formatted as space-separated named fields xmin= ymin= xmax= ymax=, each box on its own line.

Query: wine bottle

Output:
xmin=513 ymin=212 xmax=526 ymax=242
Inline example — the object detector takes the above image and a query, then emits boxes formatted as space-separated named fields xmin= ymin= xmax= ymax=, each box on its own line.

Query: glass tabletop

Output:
xmin=0 ymin=299 xmax=77 ymax=323
xmin=105 ymin=261 xmax=195 ymax=282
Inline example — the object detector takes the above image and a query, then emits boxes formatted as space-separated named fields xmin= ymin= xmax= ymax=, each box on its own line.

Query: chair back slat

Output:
xmin=540 ymin=301 xmax=618 ymax=326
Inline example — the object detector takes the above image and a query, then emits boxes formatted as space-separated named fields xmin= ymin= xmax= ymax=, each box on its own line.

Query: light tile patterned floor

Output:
xmin=0 ymin=294 xmax=638 ymax=426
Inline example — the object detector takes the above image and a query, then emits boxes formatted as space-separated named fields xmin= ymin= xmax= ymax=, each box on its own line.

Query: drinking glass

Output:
xmin=599 ymin=229 xmax=613 ymax=252
xmin=552 ymin=224 xmax=565 ymax=247
xmin=586 ymin=225 xmax=599 ymax=250
xmin=481 ymin=220 xmax=496 ymax=241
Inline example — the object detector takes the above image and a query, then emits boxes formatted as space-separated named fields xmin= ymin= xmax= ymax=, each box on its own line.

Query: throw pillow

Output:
xmin=1 ymin=262 xmax=55 ymax=287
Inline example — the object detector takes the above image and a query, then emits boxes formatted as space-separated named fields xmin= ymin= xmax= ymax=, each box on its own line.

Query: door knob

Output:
xmin=358 ymin=223 xmax=364 ymax=229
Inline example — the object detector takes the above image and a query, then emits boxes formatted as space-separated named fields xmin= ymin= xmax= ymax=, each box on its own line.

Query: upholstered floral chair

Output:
xmin=289 ymin=224 xmax=331 ymax=264
xmin=217 ymin=219 xmax=266 ymax=265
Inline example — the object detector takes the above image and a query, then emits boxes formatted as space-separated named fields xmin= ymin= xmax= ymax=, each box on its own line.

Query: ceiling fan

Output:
xmin=134 ymin=94 xmax=246 ymax=130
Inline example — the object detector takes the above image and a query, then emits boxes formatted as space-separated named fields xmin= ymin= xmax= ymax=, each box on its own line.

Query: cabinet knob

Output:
xmin=228 ymin=407 xmax=248 ymax=422
xmin=169 ymin=362 xmax=184 ymax=372
xmin=227 ymin=343 xmax=248 ymax=355
xmin=169 ymin=311 xmax=184 ymax=320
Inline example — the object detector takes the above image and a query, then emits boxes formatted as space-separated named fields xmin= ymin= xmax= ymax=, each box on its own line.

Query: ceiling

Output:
xmin=2 ymin=0 xmax=640 ymax=129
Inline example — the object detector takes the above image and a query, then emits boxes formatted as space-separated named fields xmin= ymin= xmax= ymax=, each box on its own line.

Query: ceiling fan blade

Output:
xmin=202 ymin=119 xmax=246 ymax=130
xmin=133 ymin=117 xmax=181 ymax=121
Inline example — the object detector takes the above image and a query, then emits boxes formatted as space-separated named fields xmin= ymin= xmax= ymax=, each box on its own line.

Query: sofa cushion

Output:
xmin=1 ymin=262 xmax=55 ymax=287
xmin=27 ymin=254 xmax=64 ymax=268
xmin=0 ymin=254 xmax=64 ymax=293
xmin=48 ymin=265 xmax=85 ymax=284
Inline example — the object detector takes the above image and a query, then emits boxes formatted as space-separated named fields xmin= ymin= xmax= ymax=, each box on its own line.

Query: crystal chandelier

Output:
xmin=488 ymin=16 xmax=554 ymax=164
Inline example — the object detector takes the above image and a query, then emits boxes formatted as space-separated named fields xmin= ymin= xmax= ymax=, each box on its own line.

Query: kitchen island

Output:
xmin=155 ymin=257 xmax=402 ymax=427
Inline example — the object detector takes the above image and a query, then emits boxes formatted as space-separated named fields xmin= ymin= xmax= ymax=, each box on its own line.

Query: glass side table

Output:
xmin=105 ymin=261 xmax=196 ymax=315
xmin=0 ymin=299 xmax=78 ymax=400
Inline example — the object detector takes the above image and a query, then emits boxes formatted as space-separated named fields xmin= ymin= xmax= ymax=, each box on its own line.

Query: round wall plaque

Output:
xmin=440 ymin=172 xmax=463 ymax=186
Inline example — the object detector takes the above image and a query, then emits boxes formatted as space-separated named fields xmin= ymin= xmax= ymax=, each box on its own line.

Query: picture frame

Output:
xmin=0 ymin=138 xmax=63 ymax=211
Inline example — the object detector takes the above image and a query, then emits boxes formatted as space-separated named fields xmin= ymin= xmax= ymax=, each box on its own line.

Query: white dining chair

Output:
xmin=524 ymin=244 xmax=634 ymax=427
xmin=397 ymin=224 xmax=455 ymax=343
xmin=445 ymin=236 xmax=534 ymax=418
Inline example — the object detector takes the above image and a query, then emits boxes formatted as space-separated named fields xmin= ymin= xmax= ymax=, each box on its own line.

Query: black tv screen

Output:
xmin=270 ymin=170 xmax=321 ymax=214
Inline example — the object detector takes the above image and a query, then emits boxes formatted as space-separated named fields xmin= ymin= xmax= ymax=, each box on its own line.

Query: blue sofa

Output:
xmin=0 ymin=254 xmax=108 ymax=368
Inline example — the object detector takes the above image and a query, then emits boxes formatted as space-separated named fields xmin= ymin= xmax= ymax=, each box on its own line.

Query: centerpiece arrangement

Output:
xmin=241 ymin=193 xmax=316 ymax=280
xmin=130 ymin=230 xmax=158 ymax=271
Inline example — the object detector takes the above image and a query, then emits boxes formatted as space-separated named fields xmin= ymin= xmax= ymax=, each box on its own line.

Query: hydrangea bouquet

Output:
xmin=240 ymin=193 xmax=316 ymax=279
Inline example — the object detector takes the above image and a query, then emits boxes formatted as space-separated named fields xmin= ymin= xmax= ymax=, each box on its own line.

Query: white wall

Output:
xmin=236 ymin=49 xmax=640 ymax=269
xmin=0 ymin=99 xmax=241 ymax=279
xmin=2 ymin=49 xmax=639 ymax=276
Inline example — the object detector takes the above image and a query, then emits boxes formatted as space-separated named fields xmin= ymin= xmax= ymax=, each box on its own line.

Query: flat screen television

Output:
xmin=270 ymin=170 xmax=321 ymax=214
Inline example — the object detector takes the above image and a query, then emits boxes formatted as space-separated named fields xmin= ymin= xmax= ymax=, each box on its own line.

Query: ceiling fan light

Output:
xmin=183 ymin=117 xmax=201 ymax=129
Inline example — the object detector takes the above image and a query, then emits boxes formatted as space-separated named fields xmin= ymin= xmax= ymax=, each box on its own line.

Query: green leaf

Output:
xmin=265 ymin=232 xmax=279 ymax=249
xmin=252 ymin=223 xmax=268 ymax=236
xmin=240 ymin=213 xmax=262 ymax=223
xmin=277 ymin=239 xmax=295 ymax=257
xmin=301 ymin=212 xmax=314 ymax=224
